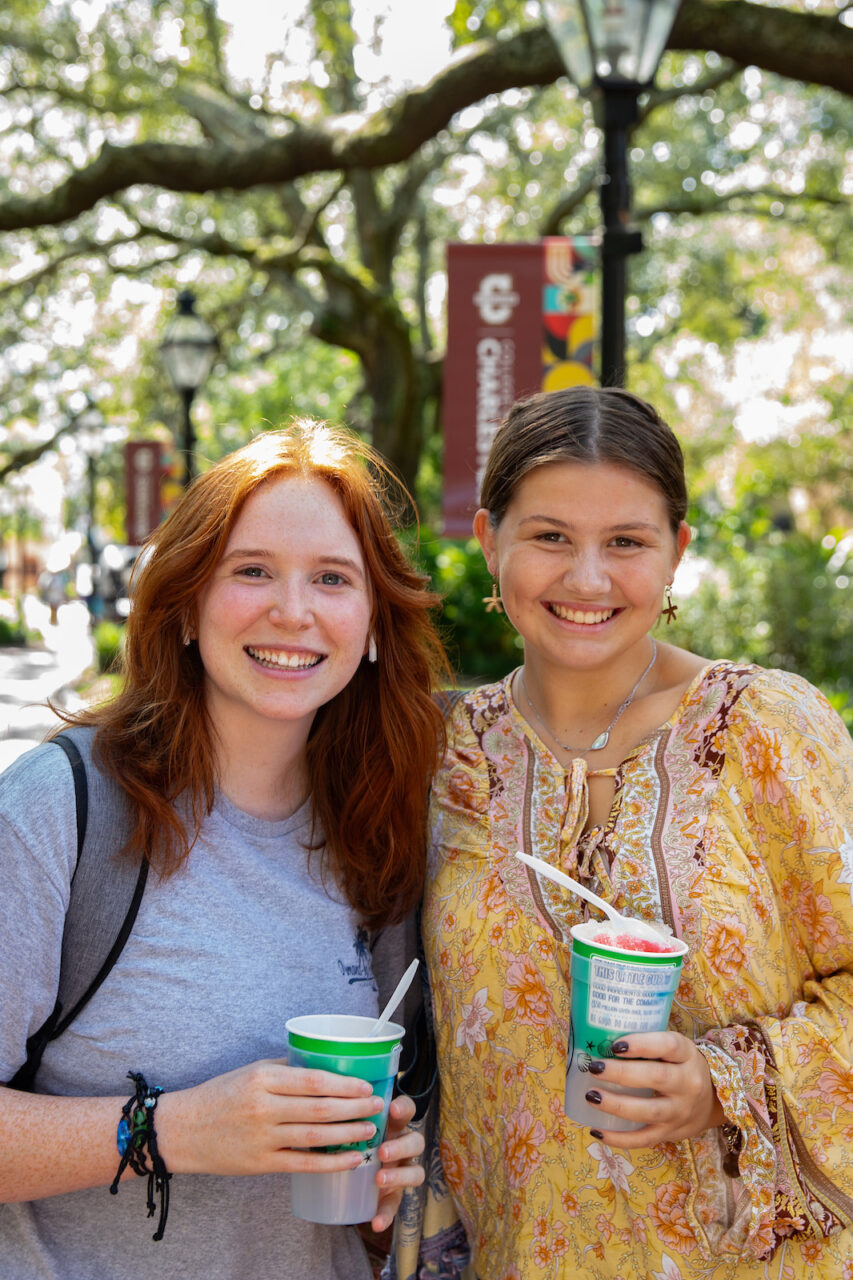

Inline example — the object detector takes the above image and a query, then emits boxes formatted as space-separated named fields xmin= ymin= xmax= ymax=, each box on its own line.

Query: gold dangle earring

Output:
xmin=662 ymin=585 xmax=678 ymax=625
xmin=482 ymin=582 xmax=503 ymax=614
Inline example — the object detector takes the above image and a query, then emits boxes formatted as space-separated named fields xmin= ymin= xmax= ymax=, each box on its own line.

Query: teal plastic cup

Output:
xmin=285 ymin=1014 xmax=405 ymax=1224
xmin=565 ymin=922 xmax=688 ymax=1131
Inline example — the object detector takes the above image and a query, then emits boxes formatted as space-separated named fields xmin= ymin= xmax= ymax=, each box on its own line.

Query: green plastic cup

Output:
xmin=565 ymin=921 xmax=688 ymax=1132
xmin=285 ymin=1014 xmax=405 ymax=1224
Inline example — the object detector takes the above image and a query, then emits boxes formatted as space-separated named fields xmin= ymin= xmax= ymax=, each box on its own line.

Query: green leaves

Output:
xmin=666 ymin=531 xmax=853 ymax=729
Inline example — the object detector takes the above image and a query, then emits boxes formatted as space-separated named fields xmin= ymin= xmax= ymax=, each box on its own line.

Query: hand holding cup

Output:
xmin=580 ymin=1028 xmax=725 ymax=1147
xmin=564 ymin=922 xmax=688 ymax=1133
xmin=155 ymin=1058 xmax=385 ymax=1178
xmin=285 ymin=1013 xmax=408 ymax=1225
xmin=371 ymin=1093 xmax=425 ymax=1232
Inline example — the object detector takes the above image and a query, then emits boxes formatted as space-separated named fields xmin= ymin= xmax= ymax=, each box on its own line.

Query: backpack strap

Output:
xmin=54 ymin=734 xmax=87 ymax=863
xmin=7 ymin=728 xmax=148 ymax=1092
xmin=396 ymin=907 xmax=436 ymax=1122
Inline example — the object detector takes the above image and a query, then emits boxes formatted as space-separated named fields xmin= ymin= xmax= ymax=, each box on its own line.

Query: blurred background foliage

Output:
xmin=0 ymin=0 xmax=850 ymax=719
xmin=665 ymin=532 xmax=853 ymax=727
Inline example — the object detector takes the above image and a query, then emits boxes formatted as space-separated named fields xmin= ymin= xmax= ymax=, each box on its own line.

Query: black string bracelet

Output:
xmin=110 ymin=1070 xmax=172 ymax=1241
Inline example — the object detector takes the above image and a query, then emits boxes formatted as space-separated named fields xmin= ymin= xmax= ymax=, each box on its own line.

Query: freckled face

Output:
xmin=475 ymin=461 xmax=689 ymax=678
xmin=196 ymin=476 xmax=372 ymax=744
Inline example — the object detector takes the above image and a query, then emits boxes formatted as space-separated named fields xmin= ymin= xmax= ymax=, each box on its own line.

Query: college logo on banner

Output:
xmin=442 ymin=238 xmax=597 ymax=536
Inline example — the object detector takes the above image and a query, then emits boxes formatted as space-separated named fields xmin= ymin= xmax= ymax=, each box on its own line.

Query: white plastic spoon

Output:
xmin=515 ymin=851 xmax=670 ymax=943
xmin=370 ymin=957 xmax=419 ymax=1037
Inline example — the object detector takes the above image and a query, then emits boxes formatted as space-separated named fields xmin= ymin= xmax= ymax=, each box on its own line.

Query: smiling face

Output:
xmin=475 ymin=460 xmax=690 ymax=682
xmin=195 ymin=474 xmax=372 ymax=749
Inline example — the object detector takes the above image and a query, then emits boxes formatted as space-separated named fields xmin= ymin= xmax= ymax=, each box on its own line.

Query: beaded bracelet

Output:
xmin=109 ymin=1070 xmax=172 ymax=1240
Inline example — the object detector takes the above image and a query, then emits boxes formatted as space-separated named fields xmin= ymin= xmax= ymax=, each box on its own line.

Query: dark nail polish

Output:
xmin=612 ymin=1041 xmax=629 ymax=1054
xmin=590 ymin=1129 xmax=603 ymax=1139
xmin=585 ymin=1090 xmax=602 ymax=1105
xmin=588 ymin=1059 xmax=605 ymax=1075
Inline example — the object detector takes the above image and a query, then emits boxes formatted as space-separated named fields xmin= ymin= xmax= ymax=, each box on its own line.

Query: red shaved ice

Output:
xmin=592 ymin=931 xmax=678 ymax=954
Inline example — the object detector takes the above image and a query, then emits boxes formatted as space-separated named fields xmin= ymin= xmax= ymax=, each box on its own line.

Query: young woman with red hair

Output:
xmin=0 ymin=420 xmax=448 ymax=1280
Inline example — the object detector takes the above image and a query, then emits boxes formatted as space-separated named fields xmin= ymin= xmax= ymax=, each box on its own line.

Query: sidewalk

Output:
xmin=0 ymin=599 xmax=95 ymax=770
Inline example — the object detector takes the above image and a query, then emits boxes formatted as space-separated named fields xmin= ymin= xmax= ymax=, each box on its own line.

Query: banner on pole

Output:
xmin=125 ymin=441 xmax=163 ymax=546
xmin=442 ymin=238 xmax=597 ymax=536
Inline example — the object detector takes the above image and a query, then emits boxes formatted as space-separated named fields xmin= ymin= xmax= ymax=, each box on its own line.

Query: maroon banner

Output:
xmin=442 ymin=239 xmax=597 ymax=537
xmin=125 ymin=441 xmax=163 ymax=546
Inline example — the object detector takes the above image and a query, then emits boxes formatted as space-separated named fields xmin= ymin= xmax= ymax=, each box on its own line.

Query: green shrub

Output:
xmin=0 ymin=614 xmax=28 ymax=645
xmin=93 ymin=621 xmax=125 ymax=674
xmin=0 ymin=595 xmax=38 ymax=646
xmin=661 ymin=531 xmax=852 ymax=730
xmin=405 ymin=527 xmax=522 ymax=685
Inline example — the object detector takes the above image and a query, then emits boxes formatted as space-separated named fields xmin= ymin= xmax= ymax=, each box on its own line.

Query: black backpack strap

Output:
xmin=53 ymin=856 xmax=149 ymax=1040
xmin=396 ymin=927 xmax=436 ymax=1121
xmin=53 ymin=734 xmax=87 ymax=864
xmin=7 ymin=729 xmax=147 ymax=1092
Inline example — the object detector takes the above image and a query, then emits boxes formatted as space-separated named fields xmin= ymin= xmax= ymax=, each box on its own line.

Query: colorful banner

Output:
xmin=442 ymin=238 xmax=597 ymax=536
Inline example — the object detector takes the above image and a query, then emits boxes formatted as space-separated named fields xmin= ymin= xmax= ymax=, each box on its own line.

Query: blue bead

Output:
xmin=117 ymin=1116 xmax=131 ymax=1156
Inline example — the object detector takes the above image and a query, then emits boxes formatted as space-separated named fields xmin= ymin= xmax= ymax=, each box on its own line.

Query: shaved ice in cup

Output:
xmin=285 ymin=1014 xmax=405 ymax=1224
xmin=565 ymin=920 xmax=688 ymax=1132
xmin=590 ymin=928 xmax=681 ymax=954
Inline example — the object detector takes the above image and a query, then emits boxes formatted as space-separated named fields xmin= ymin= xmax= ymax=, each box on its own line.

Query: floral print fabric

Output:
xmin=423 ymin=662 xmax=853 ymax=1278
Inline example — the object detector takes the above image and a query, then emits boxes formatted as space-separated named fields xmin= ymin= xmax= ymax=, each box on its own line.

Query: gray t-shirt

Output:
xmin=0 ymin=739 xmax=409 ymax=1279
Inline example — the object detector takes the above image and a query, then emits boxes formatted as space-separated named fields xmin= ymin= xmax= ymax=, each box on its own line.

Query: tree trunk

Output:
xmin=362 ymin=321 xmax=424 ymax=497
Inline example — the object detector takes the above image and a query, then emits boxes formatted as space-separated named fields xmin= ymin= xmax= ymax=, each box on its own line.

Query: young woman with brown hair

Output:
xmin=410 ymin=385 xmax=853 ymax=1280
xmin=0 ymin=420 xmax=448 ymax=1279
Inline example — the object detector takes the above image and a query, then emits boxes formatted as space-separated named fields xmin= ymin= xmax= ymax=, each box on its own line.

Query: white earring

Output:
xmin=182 ymin=627 xmax=193 ymax=646
xmin=367 ymin=633 xmax=377 ymax=663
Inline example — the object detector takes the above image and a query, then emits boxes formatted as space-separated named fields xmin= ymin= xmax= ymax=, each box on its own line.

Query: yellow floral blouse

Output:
xmin=422 ymin=662 xmax=853 ymax=1280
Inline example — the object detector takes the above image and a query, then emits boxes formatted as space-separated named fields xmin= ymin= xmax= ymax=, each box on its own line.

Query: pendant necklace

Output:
xmin=519 ymin=639 xmax=657 ymax=754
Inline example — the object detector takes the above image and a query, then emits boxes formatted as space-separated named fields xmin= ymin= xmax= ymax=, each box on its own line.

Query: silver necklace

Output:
xmin=519 ymin=639 xmax=657 ymax=753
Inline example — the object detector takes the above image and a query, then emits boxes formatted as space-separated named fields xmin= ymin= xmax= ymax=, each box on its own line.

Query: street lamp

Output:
xmin=74 ymin=399 xmax=107 ymax=620
xmin=543 ymin=0 xmax=683 ymax=386
xmin=158 ymin=289 xmax=218 ymax=487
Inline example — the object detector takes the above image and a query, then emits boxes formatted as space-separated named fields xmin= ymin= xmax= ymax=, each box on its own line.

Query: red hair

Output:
xmin=60 ymin=422 xmax=450 ymax=928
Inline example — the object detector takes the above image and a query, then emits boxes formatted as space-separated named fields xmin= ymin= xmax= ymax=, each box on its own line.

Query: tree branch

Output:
xmin=540 ymin=166 xmax=600 ymax=236
xmin=1 ymin=76 xmax=162 ymax=117
xmin=669 ymin=0 xmax=849 ymax=94
xmin=634 ymin=185 xmax=850 ymax=219
xmin=123 ymin=216 xmax=258 ymax=264
xmin=642 ymin=61 xmax=741 ymax=117
xmin=0 ymin=3 xmax=848 ymax=233
xmin=0 ymin=233 xmax=135 ymax=300
xmin=200 ymin=2 xmax=230 ymax=94
xmin=172 ymin=82 xmax=267 ymax=146
xmin=0 ymin=30 xmax=76 ymax=61
xmin=0 ymin=418 xmax=81 ymax=482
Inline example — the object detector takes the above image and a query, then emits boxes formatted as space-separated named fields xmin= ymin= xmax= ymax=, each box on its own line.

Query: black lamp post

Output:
xmin=74 ymin=399 xmax=107 ymax=620
xmin=543 ymin=0 xmax=682 ymax=386
xmin=158 ymin=290 xmax=218 ymax=487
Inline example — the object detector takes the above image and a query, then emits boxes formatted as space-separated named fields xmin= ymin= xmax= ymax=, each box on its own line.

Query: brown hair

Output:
xmin=481 ymin=386 xmax=688 ymax=534
xmin=60 ymin=421 xmax=450 ymax=928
